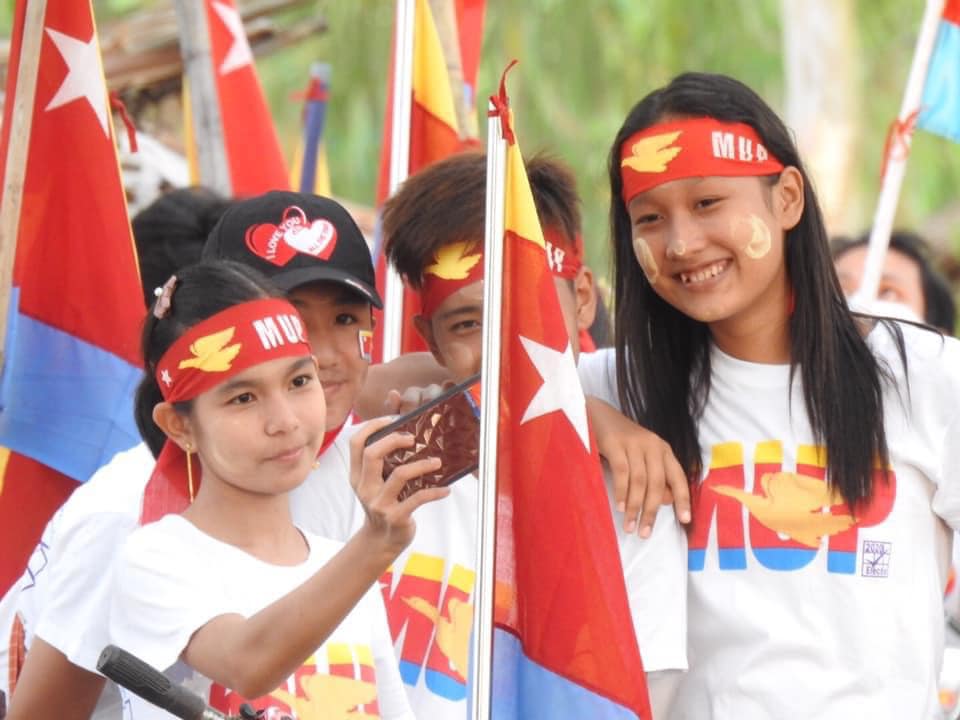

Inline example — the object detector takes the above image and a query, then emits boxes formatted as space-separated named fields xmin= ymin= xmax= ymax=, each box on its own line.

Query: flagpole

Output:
xmin=382 ymin=0 xmax=415 ymax=363
xmin=0 ymin=0 xmax=48 ymax=374
xmin=855 ymin=0 xmax=945 ymax=306
xmin=470 ymin=99 xmax=506 ymax=720
xmin=171 ymin=0 xmax=231 ymax=197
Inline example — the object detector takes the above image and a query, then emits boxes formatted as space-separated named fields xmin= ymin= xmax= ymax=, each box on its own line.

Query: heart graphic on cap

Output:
xmin=245 ymin=206 xmax=339 ymax=266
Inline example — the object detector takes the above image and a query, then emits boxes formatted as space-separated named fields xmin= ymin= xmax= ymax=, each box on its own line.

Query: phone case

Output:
xmin=365 ymin=374 xmax=481 ymax=501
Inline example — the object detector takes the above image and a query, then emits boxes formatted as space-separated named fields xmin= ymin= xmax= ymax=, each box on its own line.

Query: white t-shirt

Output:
xmin=577 ymin=349 xmax=690 ymax=677
xmin=598 ymin=322 xmax=960 ymax=719
xmin=0 ymin=426 xmax=361 ymax=716
xmin=110 ymin=515 xmax=411 ymax=720
xmin=378 ymin=473 xmax=478 ymax=720
xmin=0 ymin=443 xmax=153 ymax=719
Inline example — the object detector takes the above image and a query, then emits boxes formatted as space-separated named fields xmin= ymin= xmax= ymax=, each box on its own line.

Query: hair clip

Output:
xmin=152 ymin=275 xmax=178 ymax=319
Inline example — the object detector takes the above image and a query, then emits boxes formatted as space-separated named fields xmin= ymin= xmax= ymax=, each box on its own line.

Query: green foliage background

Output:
xmin=3 ymin=0 xmax=960 ymax=276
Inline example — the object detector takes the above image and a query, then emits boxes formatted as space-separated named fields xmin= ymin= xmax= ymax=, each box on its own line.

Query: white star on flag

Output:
xmin=518 ymin=335 xmax=591 ymax=450
xmin=160 ymin=369 xmax=173 ymax=387
xmin=44 ymin=28 xmax=109 ymax=137
xmin=212 ymin=1 xmax=253 ymax=75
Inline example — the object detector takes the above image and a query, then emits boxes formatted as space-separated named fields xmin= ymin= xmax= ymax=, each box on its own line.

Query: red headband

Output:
xmin=156 ymin=298 xmax=311 ymax=403
xmin=619 ymin=118 xmax=784 ymax=205
xmin=419 ymin=230 xmax=583 ymax=317
xmin=543 ymin=227 xmax=583 ymax=280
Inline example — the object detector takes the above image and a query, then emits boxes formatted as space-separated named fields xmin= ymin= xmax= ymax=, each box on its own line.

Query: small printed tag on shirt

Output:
xmin=861 ymin=540 xmax=891 ymax=578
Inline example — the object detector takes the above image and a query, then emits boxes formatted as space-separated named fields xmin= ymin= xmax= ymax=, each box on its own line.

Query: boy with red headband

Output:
xmin=380 ymin=151 xmax=688 ymax=718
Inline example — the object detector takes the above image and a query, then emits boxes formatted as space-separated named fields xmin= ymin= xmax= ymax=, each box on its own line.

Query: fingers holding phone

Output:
xmin=349 ymin=419 xmax=450 ymax=554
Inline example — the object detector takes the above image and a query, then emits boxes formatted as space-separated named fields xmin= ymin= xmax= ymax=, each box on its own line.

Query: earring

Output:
xmin=184 ymin=442 xmax=195 ymax=502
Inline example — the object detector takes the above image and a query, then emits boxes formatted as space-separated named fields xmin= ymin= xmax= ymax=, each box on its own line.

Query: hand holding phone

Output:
xmin=365 ymin=374 xmax=480 ymax=501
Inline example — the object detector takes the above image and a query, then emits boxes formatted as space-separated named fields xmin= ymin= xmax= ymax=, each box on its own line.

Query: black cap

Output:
xmin=202 ymin=191 xmax=383 ymax=308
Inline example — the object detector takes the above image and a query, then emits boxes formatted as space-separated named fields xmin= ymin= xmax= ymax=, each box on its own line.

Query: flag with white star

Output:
xmin=0 ymin=0 xmax=143 ymax=591
xmin=486 ymin=68 xmax=652 ymax=719
xmin=194 ymin=0 xmax=289 ymax=194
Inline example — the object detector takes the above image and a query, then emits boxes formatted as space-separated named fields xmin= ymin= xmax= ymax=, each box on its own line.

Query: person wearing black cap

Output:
xmin=203 ymin=191 xmax=384 ymax=436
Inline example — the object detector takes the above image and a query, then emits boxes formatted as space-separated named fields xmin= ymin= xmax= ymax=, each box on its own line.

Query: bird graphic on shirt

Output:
xmin=713 ymin=471 xmax=856 ymax=548
xmin=404 ymin=596 xmax=473 ymax=678
xmin=271 ymin=673 xmax=378 ymax=720
xmin=424 ymin=241 xmax=482 ymax=280
xmin=177 ymin=327 xmax=241 ymax=372
xmin=620 ymin=131 xmax=683 ymax=174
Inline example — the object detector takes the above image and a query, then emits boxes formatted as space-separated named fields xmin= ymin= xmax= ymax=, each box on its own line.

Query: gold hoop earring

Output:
xmin=184 ymin=442 xmax=195 ymax=502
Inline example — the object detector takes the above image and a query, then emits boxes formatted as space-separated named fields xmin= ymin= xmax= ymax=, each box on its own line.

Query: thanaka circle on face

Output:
xmin=730 ymin=214 xmax=773 ymax=260
xmin=633 ymin=235 xmax=660 ymax=284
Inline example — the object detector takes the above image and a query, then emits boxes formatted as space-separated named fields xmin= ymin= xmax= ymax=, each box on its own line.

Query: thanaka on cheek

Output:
xmin=731 ymin=214 xmax=772 ymax=259
xmin=633 ymin=236 xmax=660 ymax=284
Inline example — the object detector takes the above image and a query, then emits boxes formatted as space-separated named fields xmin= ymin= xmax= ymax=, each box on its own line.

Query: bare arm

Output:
xmin=586 ymin=396 xmax=691 ymax=536
xmin=7 ymin=639 xmax=105 ymax=720
xmin=354 ymin=352 xmax=452 ymax=420
xmin=181 ymin=420 xmax=449 ymax=699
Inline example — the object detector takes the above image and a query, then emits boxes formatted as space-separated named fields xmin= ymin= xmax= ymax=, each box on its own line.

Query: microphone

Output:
xmin=97 ymin=645 xmax=258 ymax=720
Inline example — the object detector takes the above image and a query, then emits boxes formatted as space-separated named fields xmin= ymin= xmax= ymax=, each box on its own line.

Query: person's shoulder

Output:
xmin=578 ymin=347 xmax=619 ymax=405
xmin=871 ymin=320 xmax=960 ymax=371
xmin=61 ymin=443 xmax=154 ymax=519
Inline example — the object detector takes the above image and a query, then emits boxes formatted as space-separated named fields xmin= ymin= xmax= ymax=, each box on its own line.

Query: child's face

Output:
xmin=416 ymin=277 xmax=584 ymax=384
xmin=186 ymin=355 xmax=326 ymax=495
xmin=288 ymin=282 xmax=373 ymax=429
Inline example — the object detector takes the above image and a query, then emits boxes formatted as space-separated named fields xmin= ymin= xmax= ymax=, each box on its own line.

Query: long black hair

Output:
xmin=607 ymin=72 xmax=896 ymax=509
xmin=134 ymin=260 xmax=282 ymax=457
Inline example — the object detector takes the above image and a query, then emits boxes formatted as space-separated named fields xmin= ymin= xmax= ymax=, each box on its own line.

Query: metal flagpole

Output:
xmin=470 ymin=98 xmax=506 ymax=720
xmin=172 ymin=0 xmax=231 ymax=197
xmin=855 ymin=0 xmax=945 ymax=306
xmin=0 ymin=0 xmax=48 ymax=374
xmin=382 ymin=0 xmax=416 ymax=363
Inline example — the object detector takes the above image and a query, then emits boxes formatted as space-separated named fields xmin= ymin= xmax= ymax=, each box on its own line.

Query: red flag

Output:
xmin=202 ymin=0 xmax=289 ymax=195
xmin=373 ymin=0 xmax=484 ymax=360
xmin=0 ymin=0 xmax=143 ymax=591
xmin=0 ymin=451 xmax=76 ymax=594
xmin=488 ymin=73 xmax=652 ymax=718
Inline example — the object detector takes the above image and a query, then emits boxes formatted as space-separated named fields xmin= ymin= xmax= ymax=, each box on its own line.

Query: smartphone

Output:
xmin=365 ymin=374 xmax=481 ymax=501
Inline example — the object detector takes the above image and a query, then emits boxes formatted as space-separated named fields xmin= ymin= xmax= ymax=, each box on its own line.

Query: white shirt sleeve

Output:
xmin=577 ymin=348 xmax=619 ymax=405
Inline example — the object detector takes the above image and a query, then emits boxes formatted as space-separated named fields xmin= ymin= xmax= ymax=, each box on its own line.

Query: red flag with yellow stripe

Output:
xmin=373 ymin=0 xmax=484 ymax=359
xmin=488 ymin=68 xmax=652 ymax=719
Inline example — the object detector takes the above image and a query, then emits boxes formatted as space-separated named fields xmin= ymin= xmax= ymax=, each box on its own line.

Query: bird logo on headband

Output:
xmin=621 ymin=130 xmax=683 ymax=174
xmin=178 ymin=327 xmax=242 ymax=372
xmin=424 ymin=241 xmax=483 ymax=280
